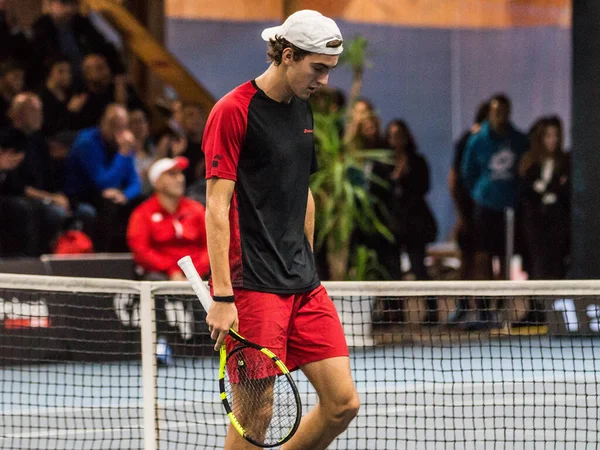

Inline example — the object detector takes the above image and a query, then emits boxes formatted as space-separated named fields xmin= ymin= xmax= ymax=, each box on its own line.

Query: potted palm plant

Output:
xmin=311 ymin=35 xmax=393 ymax=281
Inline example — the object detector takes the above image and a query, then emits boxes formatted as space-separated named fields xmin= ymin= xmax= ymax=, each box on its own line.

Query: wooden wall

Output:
xmin=165 ymin=0 xmax=571 ymax=28
xmin=5 ymin=0 xmax=570 ymax=30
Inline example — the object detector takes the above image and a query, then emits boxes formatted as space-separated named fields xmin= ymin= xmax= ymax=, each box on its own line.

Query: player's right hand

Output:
xmin=207 ymin=302 xmax=238 ymax=351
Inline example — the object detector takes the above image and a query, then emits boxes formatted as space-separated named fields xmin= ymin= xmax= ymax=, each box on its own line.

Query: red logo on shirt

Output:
xmin=304 ymin=129 xmax=313 ymax=134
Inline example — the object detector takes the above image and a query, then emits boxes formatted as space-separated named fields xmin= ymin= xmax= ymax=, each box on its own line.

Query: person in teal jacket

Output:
xmin=459 ymin=94 xmax=527 ymax=329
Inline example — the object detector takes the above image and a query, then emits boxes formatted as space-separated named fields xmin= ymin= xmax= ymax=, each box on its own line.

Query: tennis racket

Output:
xmin=177 ymin=256 xmax=302 ymax=448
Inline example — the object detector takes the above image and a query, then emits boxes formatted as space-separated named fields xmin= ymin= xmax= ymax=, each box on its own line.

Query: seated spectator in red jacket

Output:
xmin=127 ymin=157 xmax=209 ymax=281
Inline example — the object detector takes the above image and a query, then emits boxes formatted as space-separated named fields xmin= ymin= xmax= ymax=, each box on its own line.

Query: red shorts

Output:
xmin=226 ymin=284 xmax=348 ymax=372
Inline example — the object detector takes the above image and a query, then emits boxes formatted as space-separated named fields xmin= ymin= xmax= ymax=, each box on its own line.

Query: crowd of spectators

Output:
xmin=448 ymin=95 xmax=570 ymax=328
xmin=312 ymin=87 xmax=571 ymax=329
xmin=0 ymin=0 xmax=209 ymax=281
xmin=0 ymin=1 xmax=572 ymax=327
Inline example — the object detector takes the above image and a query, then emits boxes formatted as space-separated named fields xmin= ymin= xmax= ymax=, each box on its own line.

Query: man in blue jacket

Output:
xmin=461 ymin=94 xmax=527 ymax=329
xmin=65 ymin=104 xmax=141 ymax=251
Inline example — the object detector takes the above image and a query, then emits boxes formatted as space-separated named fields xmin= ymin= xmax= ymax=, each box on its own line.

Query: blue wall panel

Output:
xmin=450 ymin=27 xmax=571 ymax=144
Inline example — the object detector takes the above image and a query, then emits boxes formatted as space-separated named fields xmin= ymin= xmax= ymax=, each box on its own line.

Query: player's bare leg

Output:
xmin=281 ymin=356 xmax=359 ymax=450
xmin=224 ymin=424 xmax=258 ymax=450
xmin=224 ymin=378 xmax=275 ymax=450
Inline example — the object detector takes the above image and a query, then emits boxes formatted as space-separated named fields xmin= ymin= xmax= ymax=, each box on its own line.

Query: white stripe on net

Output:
xmin=3 ymin=274 xmax=600 ymax=297
xmin=152 ymin=280 xmax=600 ymax=298
xmin=0 ymin=274 xmax=140 ymax=294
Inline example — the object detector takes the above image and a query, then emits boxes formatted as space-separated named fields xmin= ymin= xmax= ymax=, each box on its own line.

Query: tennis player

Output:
xmin=202 ymin=10 xmax=359 ymax=450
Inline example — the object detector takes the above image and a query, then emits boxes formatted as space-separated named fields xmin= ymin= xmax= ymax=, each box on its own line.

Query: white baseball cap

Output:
xmin=261 ymin=10 xmax=343 ymax=56
xmin=148 ymin=157 xmax=189 ymax=187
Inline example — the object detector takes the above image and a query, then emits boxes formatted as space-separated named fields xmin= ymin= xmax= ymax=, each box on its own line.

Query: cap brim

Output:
xmin=261 ymin=25 xmax=283 ymax=41
xmin=173 ymin=156 xmax=189 ymax=171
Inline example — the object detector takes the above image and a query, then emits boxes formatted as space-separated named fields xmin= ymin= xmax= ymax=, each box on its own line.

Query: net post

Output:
xmin=140 ymin=281 xmax=158 ymax=450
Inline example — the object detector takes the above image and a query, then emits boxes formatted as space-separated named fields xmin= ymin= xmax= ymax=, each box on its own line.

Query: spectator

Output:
xmin=31 ymin=0 xmax=124 ymax=89
xmin=344 ymin=97 xmax=377 ymax=209
xmin=0 ymin=127 xmax=38 ymax=256
xmin=355 ymin=114 xmax=385 ymax=150
xmin=129 ymin=108 xmax=156 ymax=195
xmin=0 ymin=59 xmax=24 ymax=128
xmin=127 ymin=156 xmax=209 ymax=281
xmin=447 ymin=101 xmax=489 ymax=325
xmin=308 ymin=87 xmax=332 ymax=114
xmin=64 ymin=104 xmax=142 ymax=252
xmin=169 ymin=102 xmax=205 ymax=203
xmin=330 ymin=88 xmax=346 ymax=114
xmin=46 ymin=131 xmax=96 ymax=235
xmin=345 ymin=97 xmax=374 ymax=144
xmin=370 ymin=120 xmax=438 ymax=321
xmin=310 ymin=87 xmax=345 ymax=116
xmin=0 ymin=1 xmax=33 ymax=71
xmin=169 ymin=99 xmax=185 ymax=136
xmin=76 ymin=53 xmax=145 ymax=129
xmin=328 ymin=88 xmax=347 ymax=136
xmin=153 ymin=98 xmax=186 ymax=160
xmin=8 ymin=92 xmax=71 ymax=253
xmin=516 ymin=116 xmax=570 ymax=326
xmin=179 ymin=102 xmax=205 ymax=186
xmin=346 ymin=112 xmax=384 ymax=191
xmin=351 ymin=97 xmax=374 ymax=123
xmin=39 ymin=56 xmax=88 ymax=136
xmin=154 ymin=97 xmax=184 ymax=136
xmin=8 ymin=93 xmax=47 ymax=190
xmin=460 ymin=94 xmax=528 ymax=329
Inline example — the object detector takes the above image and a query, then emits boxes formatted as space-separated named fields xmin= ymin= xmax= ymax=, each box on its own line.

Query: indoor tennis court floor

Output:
xmin=2 ymin=336 xmax=599 ymax=449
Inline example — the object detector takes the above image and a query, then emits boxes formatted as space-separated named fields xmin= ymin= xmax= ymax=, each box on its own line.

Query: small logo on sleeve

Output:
xmin=304 ymin=129 xmax=313 ymax=134
xmin=212 ymin=154 xmax=223 ymax=168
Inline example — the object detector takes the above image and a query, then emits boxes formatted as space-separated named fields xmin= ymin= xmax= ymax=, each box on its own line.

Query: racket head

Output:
xmin=219 ymin=330 xmax=302 ymax=448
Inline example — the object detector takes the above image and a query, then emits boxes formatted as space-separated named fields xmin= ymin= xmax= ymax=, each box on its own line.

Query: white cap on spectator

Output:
xmin=261 ymin=10 xmax=343 ymax=56
xmin=148 ymin=157 xmax=189 ymax=187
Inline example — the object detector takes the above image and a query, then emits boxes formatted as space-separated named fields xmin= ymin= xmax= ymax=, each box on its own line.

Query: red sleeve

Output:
xmin=202 ymin=82 xmax=255 ymax=181
xmin=127 ymin=203 xmax=172 ymax=273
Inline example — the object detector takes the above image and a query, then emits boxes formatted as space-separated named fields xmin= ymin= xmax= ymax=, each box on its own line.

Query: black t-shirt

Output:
xmin=203 ymin=80 xmax=319 ymax=294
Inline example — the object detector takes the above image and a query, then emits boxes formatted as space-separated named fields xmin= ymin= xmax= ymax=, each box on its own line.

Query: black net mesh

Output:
xmin=2 ymin=283 xmax=600 ymax=449
xmin=0 ymin=288 xmax=143 ymax=450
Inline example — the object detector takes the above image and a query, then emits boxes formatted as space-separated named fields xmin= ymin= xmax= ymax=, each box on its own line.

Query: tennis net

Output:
xmin=1 ymin=274 xmax=599 ymax=449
